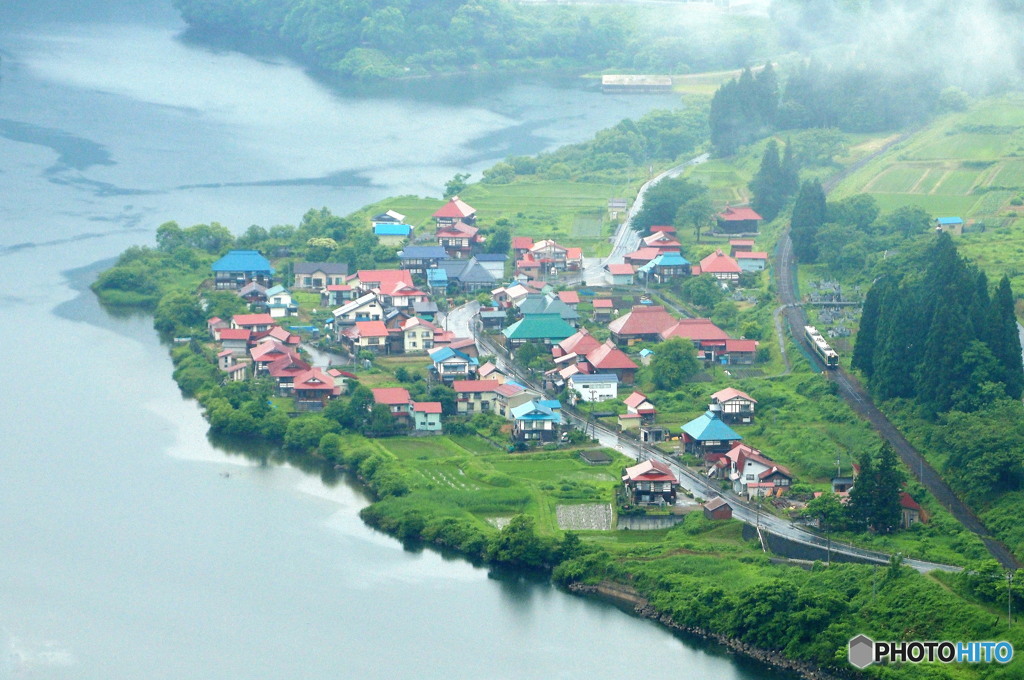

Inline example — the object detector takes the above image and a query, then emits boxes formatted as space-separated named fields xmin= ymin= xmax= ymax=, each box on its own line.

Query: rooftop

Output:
xmin=372 ymin=387 xmax=412 ymax=405
xmin=433 ymin=196 xmax=476 ymax=219
xmin=682 ymin=407 xmax=742 ymax=442
xmin=718 ymin=206 xmax=763 ymax=222
xmin=212 ymin=250 xmax=274 ymax=273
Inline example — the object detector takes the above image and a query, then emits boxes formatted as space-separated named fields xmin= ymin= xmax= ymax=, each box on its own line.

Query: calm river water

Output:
xmin=0 ymin=2 xmax=795 ymax=678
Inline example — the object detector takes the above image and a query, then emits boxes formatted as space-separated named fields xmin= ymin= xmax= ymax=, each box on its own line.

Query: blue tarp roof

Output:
xmin=399 ymin=246 xmax=448 ymax=259
xmin=374 ymin=223 xmax=413 ymax=236
xmin=427 ymin=269 xmax=448 ymax=284
xmin=936 ymin=217 xmax=963 ymax=225
xmin=681 ymin=409 xmax=742 ymax=442
xmin=638 ymin=251 xmax=690 ymax=273
xmin=211 ymin=250 xmax=274 ymax=273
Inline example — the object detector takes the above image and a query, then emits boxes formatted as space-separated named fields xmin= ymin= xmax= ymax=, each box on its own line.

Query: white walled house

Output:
xmin=567 ymin=373 xmax=619 ymax=404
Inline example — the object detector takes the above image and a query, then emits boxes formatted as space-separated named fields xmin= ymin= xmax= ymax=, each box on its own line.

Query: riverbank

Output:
xmin=569 ymin=582 xmax=845 ymax=680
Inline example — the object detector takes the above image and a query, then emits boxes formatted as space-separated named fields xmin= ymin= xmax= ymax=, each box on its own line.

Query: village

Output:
xmin=199 ymin=192 xmax=925 ymax=534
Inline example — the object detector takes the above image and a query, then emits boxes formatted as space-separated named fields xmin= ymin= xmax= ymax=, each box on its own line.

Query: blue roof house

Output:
xmin=511 ymin=399 xmax=562 ymax=444
xmin=374 ymin=223 xmax=414 ymax=245
xmin=681 ymin=403 xmax=742 ymax=458
xmin=398 ymin=245 xmax=449 ymax=277
xmin=212 ymin=250 xmax=274 ymax=290
xmin=429 ymin=346 xmax=479 ymax=384
xmin=637 ymin=251 xmax=691 ymax=283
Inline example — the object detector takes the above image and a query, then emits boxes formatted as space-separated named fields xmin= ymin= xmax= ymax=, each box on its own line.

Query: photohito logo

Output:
xmin=849 ymin=635 xmax=1014 ymax=668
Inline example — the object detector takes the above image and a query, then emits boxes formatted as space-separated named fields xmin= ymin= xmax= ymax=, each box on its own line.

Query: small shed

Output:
xmin=579 ymin=450 xmax=613 ymax=466
xmin=934 ymin=217 xmax=963 ymax=235
xmin=703 ymin=497 xmax=733 ymax=520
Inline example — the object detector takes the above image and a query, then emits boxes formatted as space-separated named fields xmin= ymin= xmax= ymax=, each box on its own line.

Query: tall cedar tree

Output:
xmin=851 ymin=275 xmax=894 ymax=377
xmin=847 ymin=446 xmax=902 ymax=534
xmin=988 ymin=275 xmax=1024 ymax=399
xmin=970 ymin=270 xmax=990 ymax=340
xmin=870 ymin=288 xmax=919 ymax=400
xmin=872 ymin=444 xmax=905 ymax=535
xmin=862 ymin=234 xmax=1023 ymax=413
xmin=916 ymin=295 xmax=973 ymax=414
xmin=750 ymin=141 xmax=785 ymax=222
xmin=847 ymin=451 xmax=876 ymax=531
xmin=779 ymin=138 xmax=799 ymax=197
xmin=789 ymin=179 xmax=826 ymax=262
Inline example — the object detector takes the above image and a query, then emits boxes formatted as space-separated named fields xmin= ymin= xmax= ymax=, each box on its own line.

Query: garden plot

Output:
xmin=556 ymin=503 xmax=613 ymax=531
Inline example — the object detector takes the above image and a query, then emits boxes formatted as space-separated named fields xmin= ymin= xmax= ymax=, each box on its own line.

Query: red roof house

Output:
xmin=698 ymin=249 xmax=742 ymax=283
xmin=716 ymin=206 xmax=763 ymax=234
xmin=582 ymin=340 xmax=638 ymax=384
xmin=659 ymin=318 xmax=729 ymax=343
xmin=433 ymin=196 xmax=477 ymax=227
xmin=553 ymin=328 xmax=603 ymax=359
xmin=622 ymin=248 xmax=661 ymax=266
xmin=372 ymin=387 xmax=413 ymax=419
xmin=231 ymin=313 xmax=275 ymax=331
xmin=609 ymin=305 xmax=678 ymax=345
xmin=622 ymin=460 xmax=677 ymax=505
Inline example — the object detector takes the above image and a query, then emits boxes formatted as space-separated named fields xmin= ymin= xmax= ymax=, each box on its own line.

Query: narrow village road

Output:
xmin=568 ymin=152 xmax=710 ymax=286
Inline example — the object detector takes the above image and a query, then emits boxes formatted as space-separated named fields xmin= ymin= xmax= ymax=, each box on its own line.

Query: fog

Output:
xmin=769 ymin=0 xmax=1023 ymax=93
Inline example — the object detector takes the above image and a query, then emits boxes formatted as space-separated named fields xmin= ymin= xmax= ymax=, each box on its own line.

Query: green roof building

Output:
xmin=501 ymin=313 xmax=575 ymax=349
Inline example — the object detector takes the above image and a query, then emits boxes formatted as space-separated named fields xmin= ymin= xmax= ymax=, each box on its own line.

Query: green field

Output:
xmin=460 ymin=180 xmax=632 ymax=257
xmin=373 ymin=435 xmax=630 ymax=535
xmin=831 ymin=94 xmax=1024 ymax=290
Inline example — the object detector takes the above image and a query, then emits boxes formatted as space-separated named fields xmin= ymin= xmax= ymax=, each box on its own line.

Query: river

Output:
xmin=0 ymin=2 xmax=795 ymax=678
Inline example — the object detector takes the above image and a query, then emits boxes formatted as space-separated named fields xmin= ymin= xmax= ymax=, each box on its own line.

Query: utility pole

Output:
xmin=1009 ymin=571 xmax=1015 ymax=627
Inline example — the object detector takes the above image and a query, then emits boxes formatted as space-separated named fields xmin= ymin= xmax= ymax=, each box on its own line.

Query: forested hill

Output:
xmin=172 ymin=0 xmax=770 ymax=80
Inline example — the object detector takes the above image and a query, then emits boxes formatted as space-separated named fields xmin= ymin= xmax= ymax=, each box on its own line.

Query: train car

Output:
xmin=804 ymin=325 xmax=839 ymax=369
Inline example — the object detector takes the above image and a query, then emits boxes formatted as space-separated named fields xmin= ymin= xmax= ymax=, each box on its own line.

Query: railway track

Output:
xmin=774 ymin=227 xmax=1019 ymax=569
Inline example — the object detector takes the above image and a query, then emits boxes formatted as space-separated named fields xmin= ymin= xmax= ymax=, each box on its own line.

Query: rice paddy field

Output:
xmin=831 ymin=94 xmax=1024 ymax=289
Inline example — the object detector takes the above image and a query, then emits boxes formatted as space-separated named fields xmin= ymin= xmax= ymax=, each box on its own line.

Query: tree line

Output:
xmin=709 ymin=60 xmax=940 ymax=156
xmin=173 ymin=0 xmax=768 ymax=81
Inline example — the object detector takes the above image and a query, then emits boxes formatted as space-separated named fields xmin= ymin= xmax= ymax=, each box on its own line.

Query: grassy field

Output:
xmin=373 ymin=435 xmax=631 ymax=535
xmin=831 ymin=93 xmax=1024 ymax=292
xmin=460 ymin=180 xmax=633 ymax=257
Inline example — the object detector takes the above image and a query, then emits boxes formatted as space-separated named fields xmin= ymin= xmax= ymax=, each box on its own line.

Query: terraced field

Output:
xmin=831 ymin=93 xmax=1024 ymax=304
xmin=833 ymin=95 xmax=1024 ymax=229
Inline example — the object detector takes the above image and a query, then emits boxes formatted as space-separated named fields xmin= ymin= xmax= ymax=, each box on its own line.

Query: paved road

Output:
xmin=568 ymin=152 xmax=710 ymax=286
xmin=470 ymin=322 xmax=959 ymax=573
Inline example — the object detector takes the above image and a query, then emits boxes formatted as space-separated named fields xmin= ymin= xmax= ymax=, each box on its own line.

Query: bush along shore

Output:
xmin=569 ymin=582 xmax=846 ymax=680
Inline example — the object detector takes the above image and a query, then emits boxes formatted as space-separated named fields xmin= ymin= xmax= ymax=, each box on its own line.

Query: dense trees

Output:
xmin=648 ymin=338 xmax=700 ymax=390
xmin=709 ymin=64 xmax=778 ymax=155
xmin=853 ymin=234 xmax=1024 ymax=416
xmin=748 ymin=140 xmax=798 ymax=222
xmin=174 ymin=0 xmax=764 ymax=81
xmin=632 ymin=176 xmax=709 ymax=234
xmin=509 ymin=108 xmax=707 ymax=184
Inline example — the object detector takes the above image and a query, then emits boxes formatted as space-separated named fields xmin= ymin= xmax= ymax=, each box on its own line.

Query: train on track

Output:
xmin=804 ymin=325 xmax=839 ymax=369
